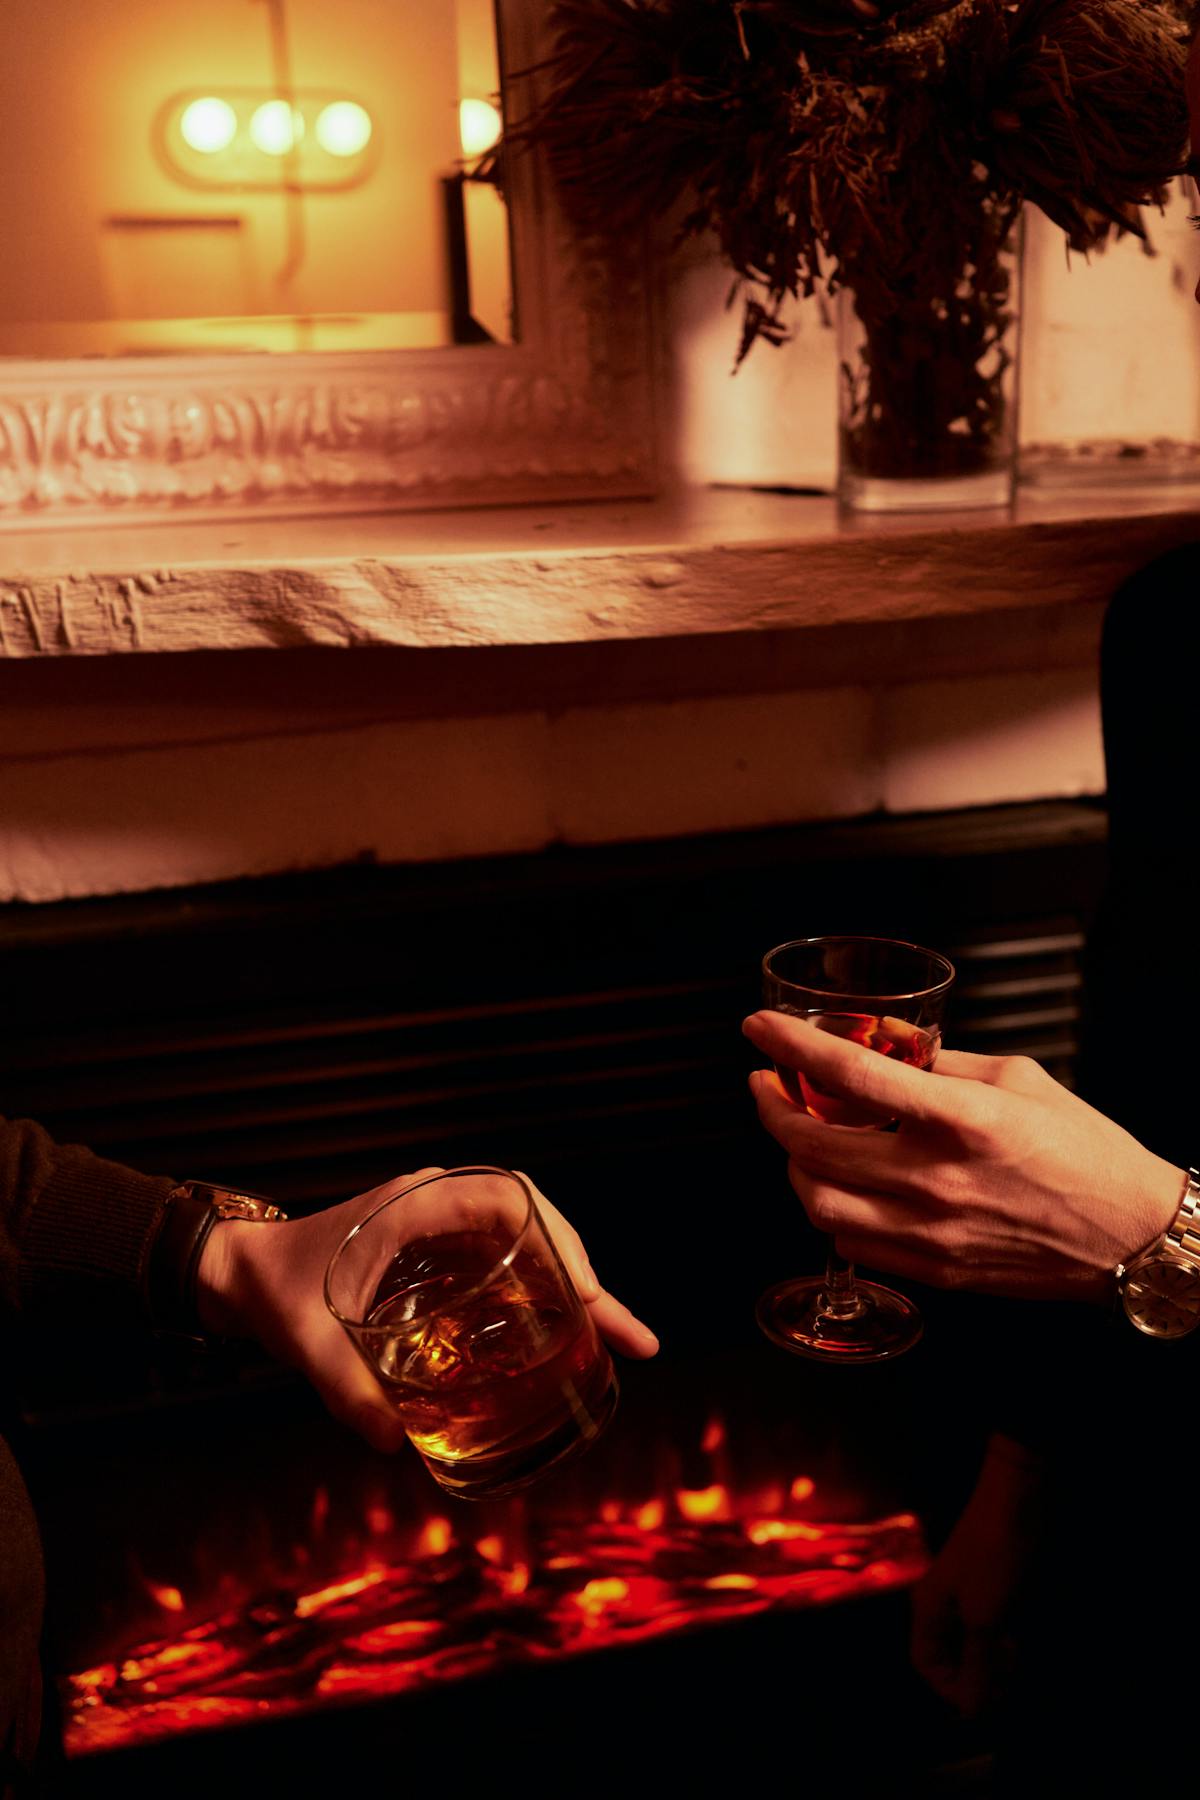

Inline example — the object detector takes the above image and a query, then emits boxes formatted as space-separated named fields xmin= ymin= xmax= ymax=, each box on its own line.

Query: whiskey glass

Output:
xmin=325 ymin=1166 xmax=617 ymax=1497
xmin=755 ymin=936 xmax=955 ymax=1363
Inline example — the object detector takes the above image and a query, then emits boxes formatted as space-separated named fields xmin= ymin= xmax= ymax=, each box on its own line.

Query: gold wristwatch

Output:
xmin=149 ymin=1179 xmax=288 ymax=1336
xmin=1115 ymin=1168 xmax=1200 ymax=1339
xmin=176 ymin=1180 xmax=289 ymax=1226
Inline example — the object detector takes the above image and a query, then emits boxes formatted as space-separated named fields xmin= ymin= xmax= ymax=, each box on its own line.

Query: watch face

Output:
xmin=1123 ymin=1256 xmax=1200 ymax=1339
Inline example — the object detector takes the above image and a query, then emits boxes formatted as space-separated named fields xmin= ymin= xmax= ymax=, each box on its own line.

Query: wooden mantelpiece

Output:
xmin=0 ymin=483 xmax=1197 ymax=659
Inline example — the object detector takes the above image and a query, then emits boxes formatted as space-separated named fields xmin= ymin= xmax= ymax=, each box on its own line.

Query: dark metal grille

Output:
xmin=1 ymin=801 xmax=1106 ymax=1210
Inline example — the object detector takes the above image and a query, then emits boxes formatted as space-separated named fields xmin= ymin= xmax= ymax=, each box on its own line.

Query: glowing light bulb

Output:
xmin=315 ymin=100 xmax=372 ymax=157
xmin=179 ymin=96 xmax=237 ymax=154
xmin=250 ymin=99 xmax=304 ymax=155
xmin=458 ymin=97 xmax=502 ymax=158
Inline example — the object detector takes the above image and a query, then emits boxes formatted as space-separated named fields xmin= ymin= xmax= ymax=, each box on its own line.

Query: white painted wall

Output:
xmin=0 ymin=659 xmax=1107 ymax=904
xmin=1022 ymin=188 xmax=1200 ymax=448
xmin=667 ymin=187 xmax=1200 ymax=489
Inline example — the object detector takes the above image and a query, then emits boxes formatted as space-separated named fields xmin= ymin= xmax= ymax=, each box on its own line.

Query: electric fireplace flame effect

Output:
xmin=144 ymin=1581 xmax=186 ymax=1616
xmin=63 ymin=1414 xmax=927 ymax=1758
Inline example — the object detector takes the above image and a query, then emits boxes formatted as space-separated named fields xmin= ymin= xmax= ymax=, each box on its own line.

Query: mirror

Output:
xmin=0 ymin=0 xmax=513 ymax=359
xmin=0 ymin=0 xmax=656 ymax=530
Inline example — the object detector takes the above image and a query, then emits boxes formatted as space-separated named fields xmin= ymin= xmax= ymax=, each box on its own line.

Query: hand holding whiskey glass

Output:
xmin=325 ymin=1167 xmax=619 ymax=1497
xmin=755 ymin=936 xmax=954 ymax=1362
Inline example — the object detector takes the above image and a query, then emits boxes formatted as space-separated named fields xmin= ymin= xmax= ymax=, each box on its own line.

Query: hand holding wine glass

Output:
xmin=751 ymin=936 xmax=954 ymax=1361
xmin=744 ymin=1008 xmax=1186 ymax=1305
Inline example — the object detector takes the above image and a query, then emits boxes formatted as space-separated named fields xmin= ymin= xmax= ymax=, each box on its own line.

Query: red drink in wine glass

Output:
xmin=756 ymin=937 xmax=954 ymax=1362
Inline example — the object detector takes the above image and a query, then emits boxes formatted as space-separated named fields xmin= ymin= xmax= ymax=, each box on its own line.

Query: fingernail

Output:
xmin=748 ymin=1069 xmax=764 ymax=1095
xmin=742 ymin=1013 xmax=767 ymax=1038
xmin=581 ymin=1259 xmax=601 ymax=1299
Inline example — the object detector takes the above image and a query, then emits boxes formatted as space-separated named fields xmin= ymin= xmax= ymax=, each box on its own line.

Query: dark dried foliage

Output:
xmin=519 ymin=0 xmax=1192 ymax=359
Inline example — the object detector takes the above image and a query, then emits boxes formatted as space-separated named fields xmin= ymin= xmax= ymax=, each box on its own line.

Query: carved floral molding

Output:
xmin=0 ymin=361 xmax=646 ymax=524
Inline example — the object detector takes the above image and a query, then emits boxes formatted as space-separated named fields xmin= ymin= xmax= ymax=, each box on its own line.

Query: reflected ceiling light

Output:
xmin=162 ymin=88 xmax=375 ymax=190
xmin=179 ymin=95 xmax=238 ymax=153
xmin=459 ymin=98 xmax=502 ymax=158
xmin=315 ymin=100 xmax=372 ymax=157
xmin=250 ymin=99 xmax=305 ymax=155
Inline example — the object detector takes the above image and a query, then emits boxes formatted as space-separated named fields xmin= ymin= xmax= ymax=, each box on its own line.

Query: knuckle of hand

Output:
xmin=997 ymin=1055 xmax=1043 ymax=1093
xmin=927 ymin=1159 xmax=970 ymax=1207
xmin=806 ymin=1185 xmax=841 ymax=1230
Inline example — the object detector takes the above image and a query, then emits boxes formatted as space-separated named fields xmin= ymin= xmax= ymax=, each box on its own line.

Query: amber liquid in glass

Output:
xmin=775 ymin=1010 xmax=939 ymax=1127
xmin=366 ymin=1229 xmax=617 ymax=1498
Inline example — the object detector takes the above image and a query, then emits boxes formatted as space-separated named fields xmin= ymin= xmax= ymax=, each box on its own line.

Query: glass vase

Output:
xmin=836 ymin=206 xmax=1023 ymax=514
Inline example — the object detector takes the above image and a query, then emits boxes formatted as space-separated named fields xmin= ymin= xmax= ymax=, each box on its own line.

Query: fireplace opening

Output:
xmin=37 ymin=1333 xmax=997 ymax=1793
xmin=51 ymin=1349 xmax=931 ymax=1763
xmin=3 ymin=800 xmax=1106 ymax=1791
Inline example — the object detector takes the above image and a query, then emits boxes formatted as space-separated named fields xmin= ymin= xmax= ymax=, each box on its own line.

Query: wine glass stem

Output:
xmin=819 ymin=1243 xmax=866 ymax=1320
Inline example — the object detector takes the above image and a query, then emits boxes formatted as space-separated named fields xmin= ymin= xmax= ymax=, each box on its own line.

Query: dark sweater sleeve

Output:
xmin=0 ymin=1114 xmax=177 ymax=1328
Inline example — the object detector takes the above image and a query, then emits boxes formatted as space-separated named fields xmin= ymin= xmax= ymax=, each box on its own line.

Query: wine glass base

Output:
xmin=756 ymin=1276 xmax=923 ymax=1363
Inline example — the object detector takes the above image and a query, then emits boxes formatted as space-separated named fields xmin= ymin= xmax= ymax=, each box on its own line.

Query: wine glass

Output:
xmin=755 ymin=935 xmax=955 ymax=1363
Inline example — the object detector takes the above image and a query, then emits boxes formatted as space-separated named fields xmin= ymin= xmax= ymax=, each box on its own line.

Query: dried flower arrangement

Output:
xmin=517 ymin=0 xmax=1193 ymax=491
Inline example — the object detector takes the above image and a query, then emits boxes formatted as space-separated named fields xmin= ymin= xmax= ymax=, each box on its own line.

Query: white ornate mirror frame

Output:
xmin=0 ymin=0 xmax=657 ymax=533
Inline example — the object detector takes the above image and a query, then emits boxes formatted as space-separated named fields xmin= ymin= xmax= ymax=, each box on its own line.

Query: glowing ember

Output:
xmin=700 ymin=1416 xmax=726 ymax=1455
xmin=415 ymin=1517 xmax=453 ymax=1558
xmin=497 ymin=1562 xmax=530 ymax=1597
xmin=676 ymin=1485 xmax=732 ymax=1523
xmin=64 ymin=1494 xmax=927 ymax=1757
xmin=295 ymin=1571 xmax=388 ymax=1620
xmin=146 ymin=1584 xmax=185 ymax=1614
xmin=575 ymin=1576 xmax=631 ymax=1613
xmin=790 ymin=1476 xmax=815 ymax=1503
xmin=747 ymin=1518 xmax=826 ymax=1545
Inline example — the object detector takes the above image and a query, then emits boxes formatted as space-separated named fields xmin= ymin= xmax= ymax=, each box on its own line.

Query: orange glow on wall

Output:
xmin=0 ymin=0 xmax=508 ymax=355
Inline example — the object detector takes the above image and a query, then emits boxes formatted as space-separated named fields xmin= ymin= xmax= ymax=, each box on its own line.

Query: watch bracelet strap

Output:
xmin=1117 ymin=1167 xmax=1200 ymax=1280
xmin=1113 ymin=1167 xmax=1200 ymax=1334
xmin=146 ymin=1180 xmax=286 ymax=1337
xmin=1164 ymin=1168 xmax=1200 ymax=1262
